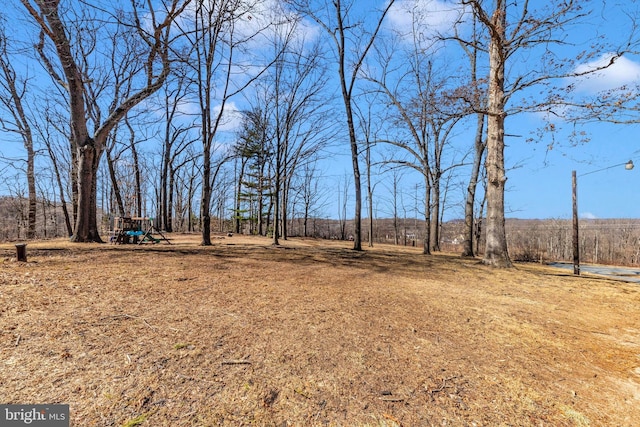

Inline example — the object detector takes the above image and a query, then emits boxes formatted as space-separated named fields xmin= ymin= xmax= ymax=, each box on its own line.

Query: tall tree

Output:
xmin=21 ymin=0 xmax=190 ymax=242
xmin=36 ymin=104 xmax=74 ymax=237
xmin=462 ymin=0 xmax=638 ymax=267
xmin=458 ymin=17 xmax=487 ymax=258
xmin=187 ymin=0 xmax=236 ymax=245
xmin=182 ymin=0 xmax=278 ymax=245
xmin=353 ymin=93 xmax=383 ymax=248
xmin=234 ymin=105 xmax=272 ymax=236
xmin=287 ymin=0 xmax=395 ymax=251
xmin=471 ymin=0 xmax=510 ymax=267
xmin=367 ymin=40 xmax=469 ymax=254
xmin=158 ymin=68 xmax=195 ymax=232
xmin=265 ymin=33 xmax=332 ymax=245
xmin=0 ymin=27 xmax=37 ymax=238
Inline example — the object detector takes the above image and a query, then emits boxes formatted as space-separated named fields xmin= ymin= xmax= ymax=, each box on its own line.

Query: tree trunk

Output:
xmin=161 ymin=139 xmax=171 ymax=231
xmin=201 ymin=146 xmax=211 ymax=245
xmin=235 ymin=158 xmax=246 ymax=234
xmin=483 ymin=127 xmax=510 ymax=267
xmin=70 ymin=139 xmax=79 ymax=226
xmin=168 ymin=167 xmax=175 ymax=232
xmin=281 ymin=178 xmax=288 ymax=241
xmin=392 ymin=175 xmax=399 ymax=245
xmin=423 ymin=179 xmax=431 ymax=255
xmin=273 ymin=152 xmax=282 ymax=245
xmin=430 ymin=173 xmax=441 ymax=252
xmin=130 ymin=139 xmax=142 ymax=217
xmin=71 ymin=140 xmax=103 ymax=242
xmin=257 ymin=165 xmax=265 ymax=237
xmin=462 ymin=112 xmax=486 ymax=257
xmin=345 ymin=104 xmax=362 ymax=251
xmin=188 ymin=171 xmax=195 ymax=232
xmin=482 ymin=4 xmax=512 ymax=267
xmin=105 ymin=148 xmax=125 ymax=216
xmin=366 ymin=142 xmax=374 ymax=247
xmin=40 ymin=192 xmax=48 ymax=238
xmin=26 ymin=139 xmax=36 ymax=239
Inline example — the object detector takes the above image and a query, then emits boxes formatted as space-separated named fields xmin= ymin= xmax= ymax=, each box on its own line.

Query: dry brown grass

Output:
xmin=1 ymin=234 xmax=639 ymax=426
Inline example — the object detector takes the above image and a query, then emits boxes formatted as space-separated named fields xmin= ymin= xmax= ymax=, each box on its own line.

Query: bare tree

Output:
xmin=366 ymin=38 xmax=469 ymax=254
xmin=353 ymin=92 xmax=384 ymax=248
xmin=464 ymin=0 xmax=511 ymax=266
xmin=286 ymin=0 xmax=395 ymax=251
xmin=389 ymin=170 xmax=402 ymax=246
xmin=124 ymin=117 xmax=144 ymax=217
xmin=461 ymin=0 xmax=639 ymax=267
xmin=337 ymin=173 xmax=350 ymax=240
xmin=185 ymin=0 xmax=237 ymax=244
xmin=296 ymin=160 xmax=326 ymax=237
xmin=157 ymin=68 xmax=196 ymax=232
xmin=0 ymin=26 xmax=37 ymax=238
xmin=459 ymin=16 xmax=487 ymax=257
xmin=34 ymin=101 xmax=74 ymax=237
xmin=264 ymin=32 xmax=333 ymax=245
xmin=180 ymin=0 xmax=281 ymax=245
xmin=21 ymin=0 xmax=191 ymax=242
xmin=103 ymin=129 xmax=127 ymax=217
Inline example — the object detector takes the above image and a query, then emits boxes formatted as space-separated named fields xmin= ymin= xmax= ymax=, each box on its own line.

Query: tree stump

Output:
xmin=15 ymin=244 xmax=27 ymax=262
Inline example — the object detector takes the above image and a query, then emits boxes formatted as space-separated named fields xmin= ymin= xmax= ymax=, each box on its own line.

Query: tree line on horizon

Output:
xmin=1 ymin=0 xmax=639 ymax=267
xmin=3 ymin=195 xmax=640 ymax=268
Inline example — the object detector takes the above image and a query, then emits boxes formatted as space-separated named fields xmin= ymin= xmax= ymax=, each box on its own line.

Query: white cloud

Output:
xmin=212 ymin=101 xmax=244 ymax=133
xmin=145 ymin=96 xmax=243 ymax=134
xmin=387 ymin=0 xmax=465 ymax=39
xmin=572 ymin=53 xmax=640 ymax=93
xmin=246 ymin=0 xmax=321 ymax=50
xmin=235 ymin=0 xmax=292 ymax=43
xmin=178 ymin=0 xmax=315 ymax=50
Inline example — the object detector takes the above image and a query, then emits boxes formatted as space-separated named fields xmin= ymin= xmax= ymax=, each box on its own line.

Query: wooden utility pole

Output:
xmin=572 ymin=170 xmax=580 ymax=275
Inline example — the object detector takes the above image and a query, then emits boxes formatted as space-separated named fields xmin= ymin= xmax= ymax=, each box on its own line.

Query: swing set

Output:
xmin=110 ymin=217 xmax=171 ymax=245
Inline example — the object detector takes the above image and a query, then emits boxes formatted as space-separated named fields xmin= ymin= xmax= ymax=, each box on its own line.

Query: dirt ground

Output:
xmin=1 ymin=234 xmax=639 ymax=426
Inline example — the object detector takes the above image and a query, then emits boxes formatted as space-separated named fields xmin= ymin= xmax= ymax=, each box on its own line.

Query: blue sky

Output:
xmin=1 ymin=0 xmax=639 ymax=222
xmin=505 ymin=116 xmax=640 ymax=220
xmin=348 ymin=0 xmax=640 ymax=221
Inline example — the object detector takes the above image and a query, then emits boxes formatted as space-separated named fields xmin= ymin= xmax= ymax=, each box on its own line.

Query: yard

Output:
xmin=1 ymin=234 xmax=639 ymax=426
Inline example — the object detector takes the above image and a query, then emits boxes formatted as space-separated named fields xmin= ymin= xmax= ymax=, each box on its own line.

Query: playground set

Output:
xmin=110 ymin=217 xmax=171 ymax=245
